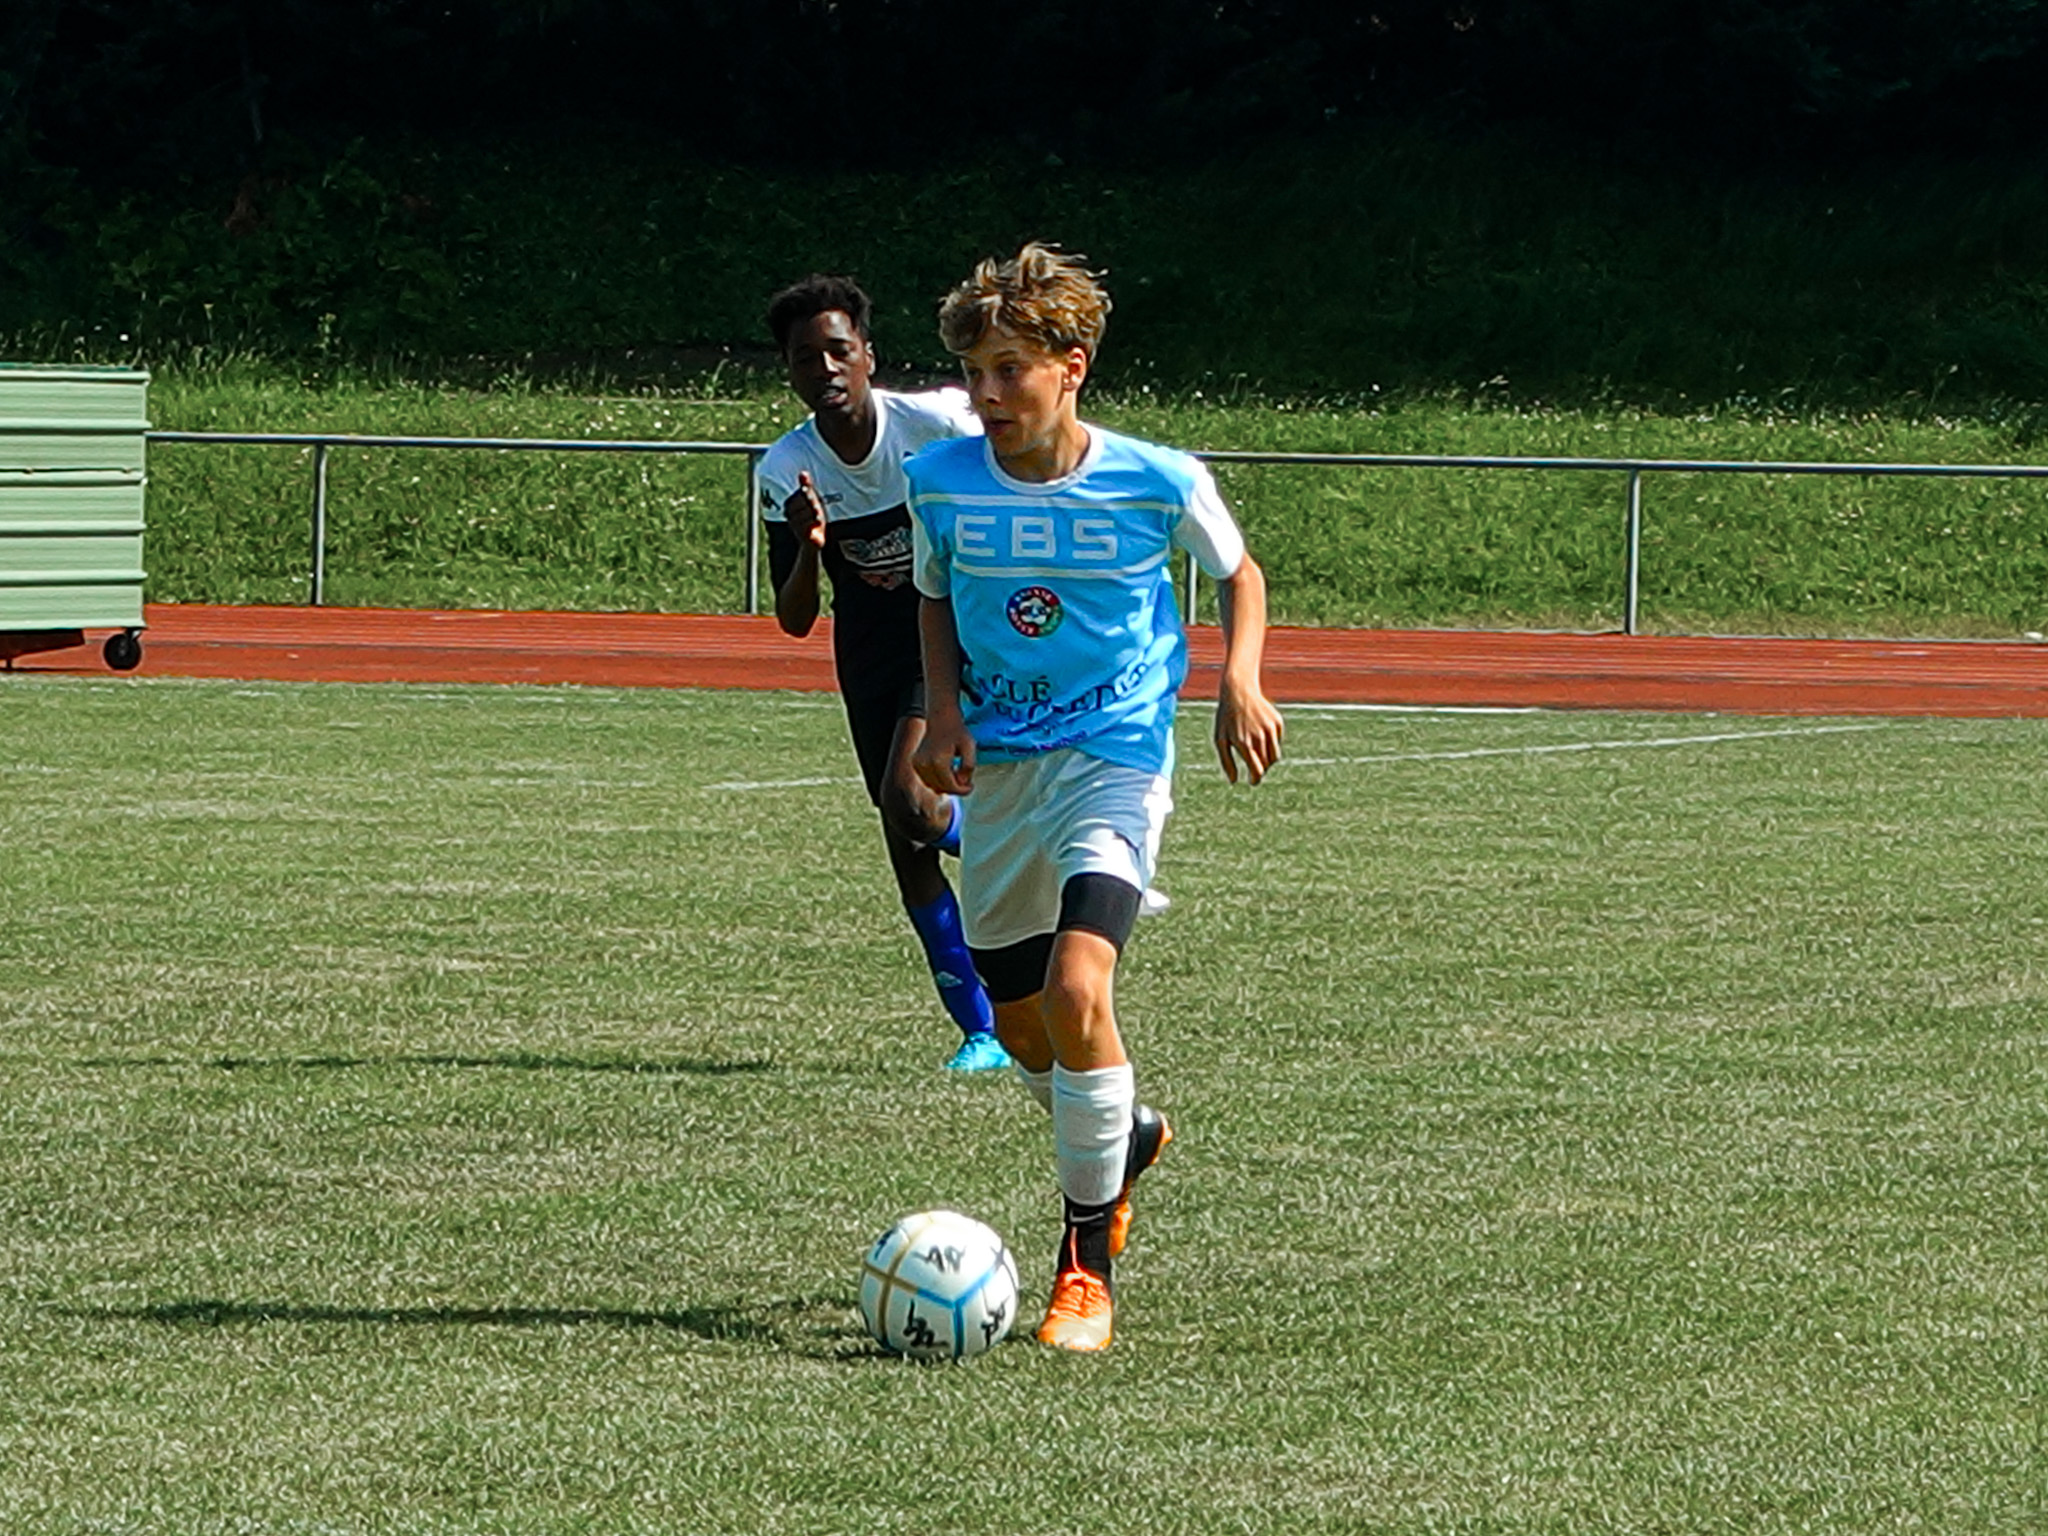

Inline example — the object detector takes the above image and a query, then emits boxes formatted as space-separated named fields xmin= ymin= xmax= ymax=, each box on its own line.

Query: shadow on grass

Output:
xmin=74 ymin=1054 xmax=774 ymax=1076
xmin=80 ymin=1296 xmax=859 ymax=1353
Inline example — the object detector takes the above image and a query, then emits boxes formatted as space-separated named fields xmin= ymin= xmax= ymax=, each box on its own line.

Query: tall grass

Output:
xmin=16 ymin=122 xmax=2048 ymax=411
xmin=142 ymin=359 xmax=2048 ymax=635
xmin=145 ymin=357 xmax=799 ymax=613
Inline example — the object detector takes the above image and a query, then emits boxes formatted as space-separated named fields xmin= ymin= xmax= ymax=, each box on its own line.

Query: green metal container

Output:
xmin=0 ymin=365 xmax=149 ymax=669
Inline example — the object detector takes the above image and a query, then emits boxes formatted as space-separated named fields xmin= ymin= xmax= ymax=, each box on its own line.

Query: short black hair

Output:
xmin=766 ymin=274 xmax=873 ymax=353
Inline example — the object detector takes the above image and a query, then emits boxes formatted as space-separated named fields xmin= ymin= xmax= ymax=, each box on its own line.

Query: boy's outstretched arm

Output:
xmin=1214 ymin=556 xmax=1284 ymax=784
xmin=914 ymin=595 xmax=978 ymax=796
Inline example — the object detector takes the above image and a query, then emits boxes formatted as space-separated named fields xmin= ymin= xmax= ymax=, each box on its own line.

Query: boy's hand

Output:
xmin=1215 ymin=682 xmax=1283 ymax=785
xmin=914 ymin=711 xmax=977 ymax=796
xmin=783 ymin=472 xmax=828 ymax=549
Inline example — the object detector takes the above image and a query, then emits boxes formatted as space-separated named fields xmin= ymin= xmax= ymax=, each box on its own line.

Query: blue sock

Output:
xmin=906 ymin=886 xmax=993 ymax=1038
xmin=929 ymin=795 xmax=963 ymax=857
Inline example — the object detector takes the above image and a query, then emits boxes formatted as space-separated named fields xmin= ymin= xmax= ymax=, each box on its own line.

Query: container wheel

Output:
xmin=103 ymin=629 xmax=143 ymax=671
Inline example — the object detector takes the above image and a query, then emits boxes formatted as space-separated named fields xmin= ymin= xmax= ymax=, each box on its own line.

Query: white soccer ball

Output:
xmin=859 ymin=1209 xmax=1020 ymax=1361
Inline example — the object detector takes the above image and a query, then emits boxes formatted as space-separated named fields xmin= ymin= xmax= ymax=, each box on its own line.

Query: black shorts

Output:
xmin=843 ymin=676 xmax=926 ymax=805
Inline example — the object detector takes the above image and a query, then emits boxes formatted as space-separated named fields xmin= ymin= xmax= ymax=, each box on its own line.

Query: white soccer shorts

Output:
xmin=957 ymin=748 xmax=1173 ymax=952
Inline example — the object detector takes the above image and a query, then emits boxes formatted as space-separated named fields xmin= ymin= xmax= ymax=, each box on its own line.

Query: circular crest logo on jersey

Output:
xmin=1006 ymin=585 xmax=1065 ymax=638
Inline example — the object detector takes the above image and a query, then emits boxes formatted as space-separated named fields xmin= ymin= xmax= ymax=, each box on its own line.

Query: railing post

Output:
xmin=1183 ymin=549 xmax=1200 ymax=624
xmin=1623 ymin=466 xmax=1643 ymax=636
xmin=744 ymin=449 xmax=763 ymax=616
xmin=311 ymin=442 xmax=330 ymax=606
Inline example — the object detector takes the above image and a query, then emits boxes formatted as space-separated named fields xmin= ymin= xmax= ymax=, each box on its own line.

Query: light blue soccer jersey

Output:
xmin=908 ymin=425 xmax=1246 ymax=774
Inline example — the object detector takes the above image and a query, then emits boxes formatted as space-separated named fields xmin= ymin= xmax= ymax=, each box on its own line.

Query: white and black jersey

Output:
xmin=758 ymin=387 xmax=980 ymax=699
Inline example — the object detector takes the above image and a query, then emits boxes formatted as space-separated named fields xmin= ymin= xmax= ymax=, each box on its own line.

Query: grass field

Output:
xmin=2 ymin=677 xmax=2044 ymax=1533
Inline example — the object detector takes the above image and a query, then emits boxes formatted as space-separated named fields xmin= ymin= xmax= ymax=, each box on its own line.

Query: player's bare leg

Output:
xmin=1040 ymin=930 xmax=1126 ymax=1071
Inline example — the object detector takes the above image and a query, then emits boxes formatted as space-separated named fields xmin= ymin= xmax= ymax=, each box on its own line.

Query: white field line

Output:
xmin=709 ymin=723 xmax=1892 ymax=789
xmin=1186 ymin=700 xmax=1540 ymax=715
xmin=707 ymin=722 xmax=1888 ymax=790
xmin=708 ymin=774 xmax=860 ymax=792
xmin=1284 ymin=721 xmax=1891 ymax=768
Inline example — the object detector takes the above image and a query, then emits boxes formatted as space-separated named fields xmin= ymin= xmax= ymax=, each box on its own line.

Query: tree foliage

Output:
xmin=7 ymin=0 xmax=2048 ymax=183
xmin=7 ymin=2 xmax=2048 ymax=398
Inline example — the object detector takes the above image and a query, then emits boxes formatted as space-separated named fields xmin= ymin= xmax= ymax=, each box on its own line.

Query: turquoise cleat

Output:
xmin=945 ymin=1032 xmax=1013 ymax=1073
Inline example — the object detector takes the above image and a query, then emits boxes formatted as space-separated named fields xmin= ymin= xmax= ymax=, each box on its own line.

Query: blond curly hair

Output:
xmin=937 ymin=242 xmax=1112 ymax=361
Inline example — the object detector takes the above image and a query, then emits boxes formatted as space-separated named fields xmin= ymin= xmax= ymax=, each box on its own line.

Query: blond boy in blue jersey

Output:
xmin=909 ymin=243 xmax=1283 ymax=1350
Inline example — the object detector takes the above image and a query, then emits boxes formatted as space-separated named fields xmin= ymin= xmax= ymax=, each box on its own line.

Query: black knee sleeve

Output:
xmin=1057 ymin=872 xmax=1141 ymax=950
xmin=968 ymin=874 xmax=1141 ymax=1004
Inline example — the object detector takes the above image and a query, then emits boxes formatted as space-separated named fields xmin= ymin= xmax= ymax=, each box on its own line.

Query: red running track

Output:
xmin=7 ymin=603 xmax=2047 ymax=716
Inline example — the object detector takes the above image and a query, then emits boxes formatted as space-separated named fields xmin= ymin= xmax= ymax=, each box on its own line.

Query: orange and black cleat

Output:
xmin=1108 ymin=1104 xmax=1172 ymax=1259
xmin=1037 ymin=1264 xmax=1115 ymax=1352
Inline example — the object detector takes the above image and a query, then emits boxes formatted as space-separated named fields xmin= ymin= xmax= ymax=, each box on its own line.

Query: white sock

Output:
xmin=1051 ymin=1063 xmax=1135 ymax=1207
xmin=1013 ymin=1063 xmax=1054 ymax=1115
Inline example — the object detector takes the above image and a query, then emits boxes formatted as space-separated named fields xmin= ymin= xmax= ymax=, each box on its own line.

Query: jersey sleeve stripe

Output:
xmin=951 ymin=548 xmax=1172 ymax=581
xmin=921 ymin=493 xmax=1188 ymax=517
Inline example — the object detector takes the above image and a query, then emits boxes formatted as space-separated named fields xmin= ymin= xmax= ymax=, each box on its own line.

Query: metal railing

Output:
xmin=144 ymin=430 xmax=2048 ymax=633
xmin=146 ymin=431 xmax=771 ymax=612
xmin=1198 ymin=448 xmax=2048 ymax=633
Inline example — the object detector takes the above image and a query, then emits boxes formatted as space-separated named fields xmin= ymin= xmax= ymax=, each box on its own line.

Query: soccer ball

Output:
xmin=859 ymin=1209 xmax=1020 ymax=1361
